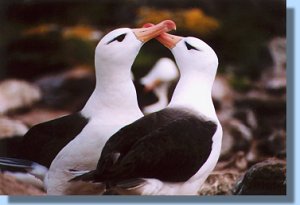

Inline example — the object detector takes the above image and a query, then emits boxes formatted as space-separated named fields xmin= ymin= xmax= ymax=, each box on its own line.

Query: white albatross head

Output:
xmin=139 ymin=57 xmax=179 ymax=114
xmin=95 ymin=21 xmax=176 ymax=70
xmin=82 ymin=20 xmax=176 ymax=117
xmin=145 ymin=25 xmax=220 ymax=120
xmin=140 ymin=57 xmax=179 ymax=92
xmin=156 ymin=33 xmax=218 ymax=85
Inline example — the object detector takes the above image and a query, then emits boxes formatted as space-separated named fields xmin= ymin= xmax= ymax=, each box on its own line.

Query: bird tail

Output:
xmin=69 ymin=153 xmax=118 ymax=183
xmin=0 ymin=157 xmax=47 ymax=181
xmin=68 ymin=169 xmax=98 ymax=182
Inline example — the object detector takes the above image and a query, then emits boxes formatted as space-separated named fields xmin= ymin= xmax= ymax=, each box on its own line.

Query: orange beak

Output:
xmin=132 ymin=20 xmax=176 ymax=43
xmin=143 ymin=79 xmax=162 ymax=92
xmin=143 ymin=23 xmax=182 ymax=49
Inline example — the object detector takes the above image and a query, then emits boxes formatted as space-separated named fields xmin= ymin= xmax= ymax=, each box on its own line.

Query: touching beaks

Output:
xmin=133 ymin=20 xmax=176 ymax=43
xmin=142 ymin=23 xmax=182 ymax=49
xmin=156 ymin=33 xmax=182 ymax=49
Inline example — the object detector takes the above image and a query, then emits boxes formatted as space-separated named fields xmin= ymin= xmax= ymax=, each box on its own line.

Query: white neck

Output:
xmin=143 ymin=83 xmax=169 ymax=114
xmin=81 ymin=59 xmax=142 ymax=118
xmin=168 ymin=71 xmax=218 ymax=121
xmin=154 ymin=83 xmax=169 ymax=107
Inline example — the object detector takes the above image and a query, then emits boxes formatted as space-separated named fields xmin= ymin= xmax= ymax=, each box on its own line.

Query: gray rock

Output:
xmin=0 ymin=80 xmax=41 ymax=114
xmin=258 ymin=129 xmax=286 ymax=158
xmin=235 ymin=90 xmax=286 ymax=113
xmin=233 ymin=159 xmax=286 ymax=195
xmin=35 ymin=67 xmax=95 ymax=111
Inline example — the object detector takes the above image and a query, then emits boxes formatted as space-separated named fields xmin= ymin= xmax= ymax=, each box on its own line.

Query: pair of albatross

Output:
xmin=0 ymin=20 xmax=175 ymax=194
xmin=0 ymin=20 xmax=222 ymax=195
xmin=69 ymin=24 xmax=222 ymax=195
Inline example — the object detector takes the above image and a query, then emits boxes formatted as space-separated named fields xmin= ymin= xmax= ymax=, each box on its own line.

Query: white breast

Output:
xmin=45 ymin=111 xmax=142 ymax=195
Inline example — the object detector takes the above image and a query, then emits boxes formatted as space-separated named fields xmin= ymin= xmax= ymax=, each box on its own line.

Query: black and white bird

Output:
xmin=0 ymin=20 xmax=176 ymax=195
xmin=140 ymin=57 xmax=179 ymax=114
xmin=70 ymin=31 xmax=223 ymax=195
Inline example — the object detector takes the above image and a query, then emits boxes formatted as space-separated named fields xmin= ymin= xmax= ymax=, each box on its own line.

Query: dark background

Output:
xmin=0 ymin=0 xmax=285 ymax=81
xmin=0 ymin=0 xmax=287 ymax=195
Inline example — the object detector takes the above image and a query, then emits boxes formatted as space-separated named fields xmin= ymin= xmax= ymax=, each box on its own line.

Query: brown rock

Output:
xmin=235 ymin=90 xmax=286 ymax=113
xmin=0 ymin=173 xmax=45 ymax=195
xmin=217 ymin=151 xmax=248 ymax=171
xmin=0 ymin=117 xmax=28 ymax=139
xmin=10 ymin=108 xmax=70 ymax=127
xmin=199 ymin=170 xmax=242 ymax=195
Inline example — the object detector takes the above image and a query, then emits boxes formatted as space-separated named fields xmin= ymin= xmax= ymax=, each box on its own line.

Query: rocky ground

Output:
xmin=0 ymin=37 xmax=286 ymax=195
xmin=0 ymin=173 xmax=45 ymax=195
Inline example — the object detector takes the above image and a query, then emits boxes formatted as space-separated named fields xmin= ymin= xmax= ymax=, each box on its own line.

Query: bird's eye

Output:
xmin=185 ymin=41 xmax=200 ymax=51
xmin=107 ymin=33 xmax=127 ymax=44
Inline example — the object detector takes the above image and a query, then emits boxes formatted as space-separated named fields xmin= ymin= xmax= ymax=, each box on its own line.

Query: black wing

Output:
xmin=18 ymin=113 xmax=89 ymax=168
xmin=0 ymin=137 xmax=23 ymax=158
xmin=98 ymin=108 xmax=190 ymax=167
xmin=93 ymin=108 xmax=217 ymax=183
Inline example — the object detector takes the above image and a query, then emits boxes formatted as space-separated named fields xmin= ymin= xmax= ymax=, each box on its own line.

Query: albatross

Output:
xmin=0 ymin=20 xmax=176 ymax=195
xmin=140 ymin=57 xmax=179 ymax=114
xmin=70 ymin=30 xmax=223 ymax=195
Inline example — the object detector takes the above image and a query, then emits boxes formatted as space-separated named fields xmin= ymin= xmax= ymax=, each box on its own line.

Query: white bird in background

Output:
xmin=0 ymin=20 xmax=176 ymax=195
xmin=71 ymin=28 xmax=223 ymax=195
xmin=140 ymin=57 xmax=179 ymax=114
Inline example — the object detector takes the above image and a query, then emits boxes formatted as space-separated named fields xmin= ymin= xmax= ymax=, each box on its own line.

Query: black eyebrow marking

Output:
xmin=107 ymin=33 xmax=127 ymax=44
xmin=185 ymin=41 xmax=200 ymax=51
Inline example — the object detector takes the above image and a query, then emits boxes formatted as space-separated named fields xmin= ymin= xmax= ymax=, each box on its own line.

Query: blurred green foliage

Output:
xmin=62 ymin=38 xmax=95 ymax=66
xmin=228 ymin=75 xmax=252 ymax=93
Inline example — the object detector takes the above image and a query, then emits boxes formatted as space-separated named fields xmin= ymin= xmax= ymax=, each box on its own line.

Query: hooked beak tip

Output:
xmin=162 ymin=20 xmax=176 ymax=31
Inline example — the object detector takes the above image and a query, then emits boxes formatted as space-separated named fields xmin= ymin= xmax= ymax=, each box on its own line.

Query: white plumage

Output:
xmin=70 ymin=32 xmax=222 ymax=195
xmin=0 ymin=21 xmax=176 ymax=195
xmin=46 ymin=21 xmax=176 ymax=195
xmin=140 ymin=57 xmax=179 ymax=114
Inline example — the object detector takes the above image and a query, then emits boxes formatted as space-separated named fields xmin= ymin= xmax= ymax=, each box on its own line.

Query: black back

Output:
xmin=18 ymin=113 xmax=89 ymax=168
xmin=0 ymin=137 xmax=23 ymax=158
xmin=94 ymin=108 xmax=217 ymax=183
